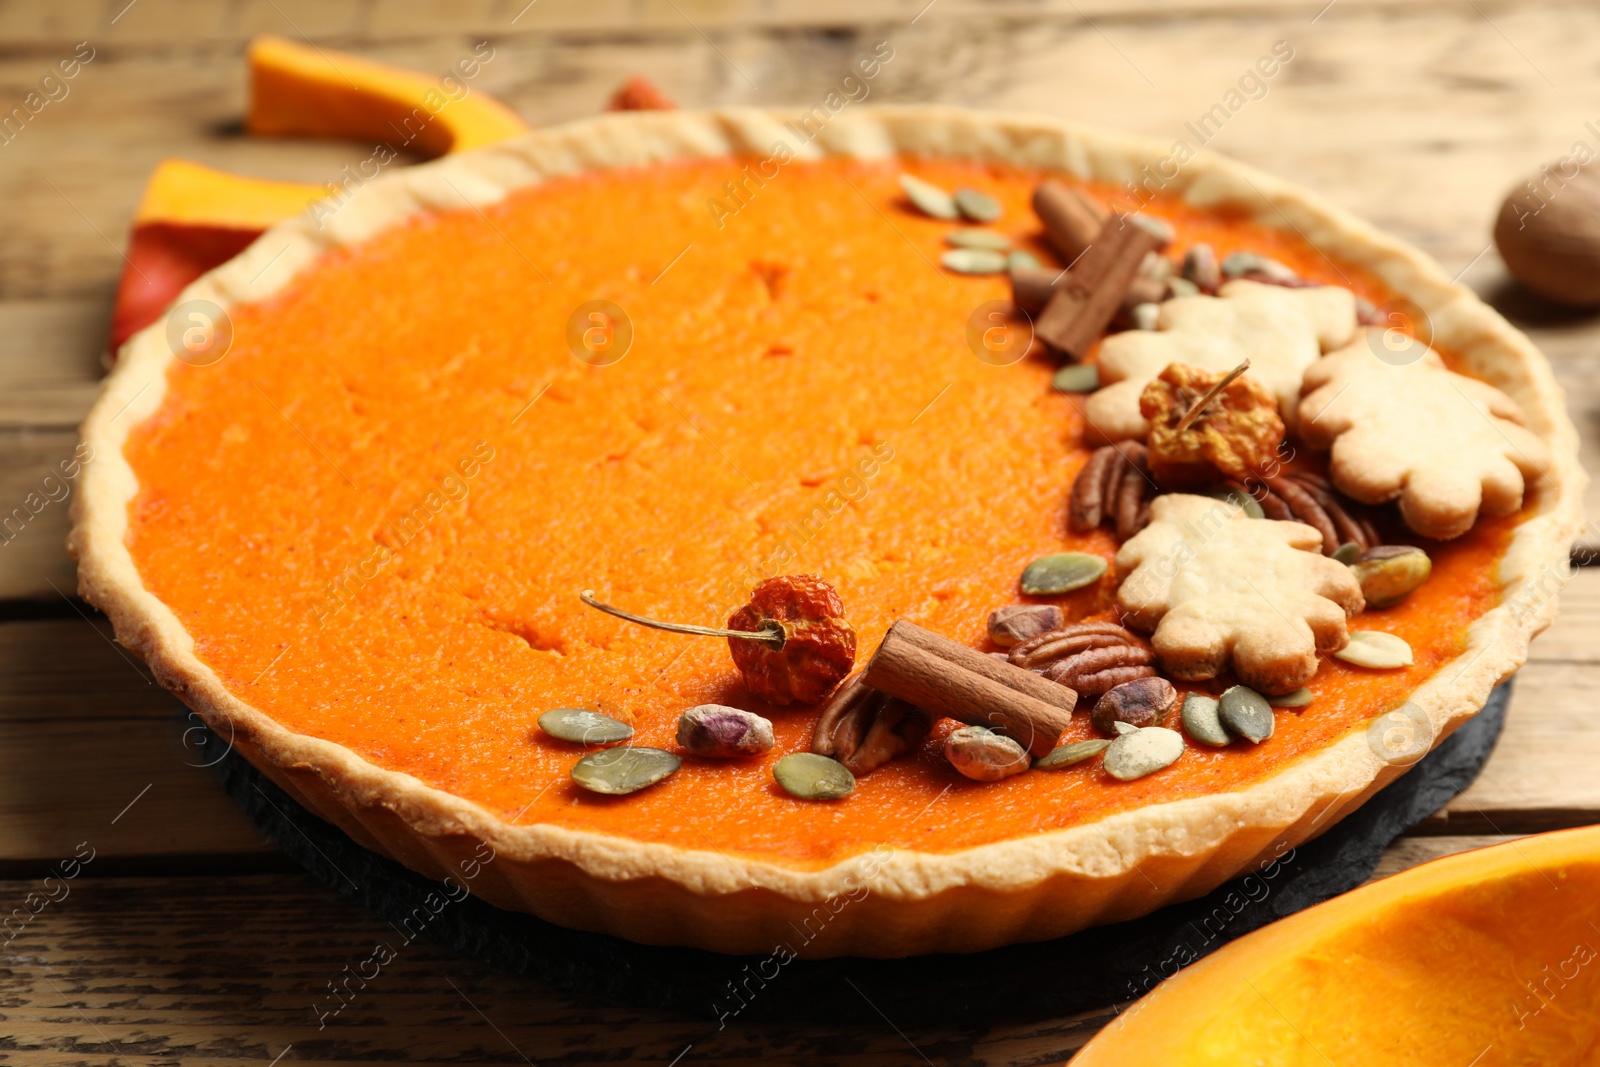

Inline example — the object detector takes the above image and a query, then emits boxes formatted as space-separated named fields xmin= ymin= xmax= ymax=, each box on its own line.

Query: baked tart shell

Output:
xmin=71 ymin=107 xmax=1585 ymax=957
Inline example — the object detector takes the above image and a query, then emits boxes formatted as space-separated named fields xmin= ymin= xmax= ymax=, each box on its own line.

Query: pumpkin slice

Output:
xmin=1075 ymin=825 xmax=1600 ymax=1064
xmin=109 ymin=35 xmax=531 ymax=354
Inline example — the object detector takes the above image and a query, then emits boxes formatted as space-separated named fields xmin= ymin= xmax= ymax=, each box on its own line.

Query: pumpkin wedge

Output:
xmin=109 ymin=35 xmax=530 ymax=354
xmin=1074 ymin=825 xmax=1600 ymax=1065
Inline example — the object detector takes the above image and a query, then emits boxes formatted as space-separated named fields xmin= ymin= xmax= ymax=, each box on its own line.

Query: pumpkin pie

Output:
xmin=72 ymin=107 xmax=1584 ymax=957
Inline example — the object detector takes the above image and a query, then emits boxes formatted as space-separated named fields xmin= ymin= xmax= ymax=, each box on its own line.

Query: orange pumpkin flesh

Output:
xmin=110 ymin=36 xmax=531 ymax=354
xmin=1074 ymin=825 xmax=1600 ymax=1065
xmin=121 ymin=156 xmax=1522 ymax=869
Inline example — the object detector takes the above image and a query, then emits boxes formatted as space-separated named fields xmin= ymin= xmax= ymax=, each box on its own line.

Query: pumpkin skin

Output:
xmin=109 ymin=35 xmax=530 ymax=354
xmin=1074 ymin=825 xmax=1600 ymax=1065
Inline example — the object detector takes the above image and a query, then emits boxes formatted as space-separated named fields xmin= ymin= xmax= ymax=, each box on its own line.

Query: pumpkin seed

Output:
xmin=1052 ymin=363 xmax=1100 ymax=393
xmin=539 ymin=707 xmax=633 ymax=745
xmin=571 ymin=746 xmax=680 ymax=795
xmin=1272 ymin=688 xmax=1314 ymax=708
xmin=1111 ymin=720 xmax=1139 ymax=737
xmin=1103 ymin=726 xmax=1185 ymax=781
xmin=1335 ymin=630 xmax=1414 ymax=669
xmin=954 ymin=187 xmax=1003 ymax=223
xmin=1180 ymin=693 xmax=1230 ymax=747
xmin=1332 ymin=541 xmax=1363 ymax=565
xmin=899 ymin=174 xmax=958 ymax=219
xmin=1131 ymin=302 xmax=1161 ymax=331
xmin=773 ymin=752 xmax=856 ymax=800
xmin=1166 ymin=276 xmax=1201 ymax=299
xmin=1007 ymin=249 xmax=1043 ymax=272
xmin=676 ymin=704 xmax=774 ymax=758
xmin=941 ymin=248 xmax=1009 ymax=275
xmin=1035 ymin=738 xmax=1112 ymax=770
xmin=1206 ymin=485 xmax=1265 ymax=520
xmin=1219 ymin=685 xmax=1274 ymax=744
xmin=946 ymin=228 xmax=1012 ymax=250
xmin=1019 ymin=551 xmax=1108 ymax=595
xmin=945 ymin=725 xmax=1031 ymax=781
xmin=1351 ymin=546 xmax=1431 ymax=609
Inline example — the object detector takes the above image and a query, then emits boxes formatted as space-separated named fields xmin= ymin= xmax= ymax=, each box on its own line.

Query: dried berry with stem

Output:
xmin=580 ymin=575 xmax=856 ymax=705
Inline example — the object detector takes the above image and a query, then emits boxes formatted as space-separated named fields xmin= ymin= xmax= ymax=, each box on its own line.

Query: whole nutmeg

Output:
xmin=944 ymin=725 xmax=1031 ymax=782
xmin=1494 ymin=165 xmax=1600 ymax=306
xmin=676 ymin=704 xmax=775 ymax=759
xmin=1091 ymin=677 xmax=1177 ymax=736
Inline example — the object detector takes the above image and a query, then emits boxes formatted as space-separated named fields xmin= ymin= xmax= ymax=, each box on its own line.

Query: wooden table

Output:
xmin=2 ymin=1 xmax=1596 ymax=1061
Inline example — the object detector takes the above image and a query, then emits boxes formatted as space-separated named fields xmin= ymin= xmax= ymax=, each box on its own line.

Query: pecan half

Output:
xmin=1009 ymin=621 xmax=1157 ymax=700
xmin=811 ymin=672 xmax=933 ymax=776
xmin=1069 ymin=443 xmax=1155 ymax=540
xmin=1252 ymin=471 xmax=1382 ymax=555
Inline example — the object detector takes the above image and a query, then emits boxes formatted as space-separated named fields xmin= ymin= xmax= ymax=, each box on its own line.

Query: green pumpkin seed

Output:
xmin=946 ymin=228 xmax=1012 ymax=250
xmin=1180 ymin=693 xmax=1230 ymax=747
xmin=571 ymin=746 xmax=680 ymax=795
xmin=1335 ymin=630 xmax=1414 ymax=670
xmin=1007 ymin=249 xmax=1043 ymax=272
xmin=1019 ymin=551 xmax=1108 ymax=595
xmin=1111 ymin=720 xmax=1139 ymax=737
xmin=899 ymin=174 xmax=958 ymax=219
xmin=1205 ymin=486 xmax=1265 ymax=520
xmin=1272 ymin=688 xmax=1314 ymax=708
xmin=1035 ymin=738 xmax=1111 ymax=770
xmin=1332 ymin=541 xmax=1363 ymax=565
xmin=773 ymin=752 xmax=855 ymax=800
xmin=1052 ymin=363 xmax=1100 ymax=393
xmin=1131 ymin=302 xmax=1161 ymax=331
xmin=1103 ymin=726 xmax=1184 ymax=781
xmin=954 ymin=187 xmax=1003 ymax=223
xmin=1219 ymin=685 xmax=1274 ymax=744
xmin=941 ymin=248 xmax=1009 ymax=275
xmin=1351 ymin=546 xmax=1431 ymax=609
xmin=1166 ymin=276 xmax=1201 ymax=299
xmin=539 ymin=707 xmax=633 ymax=745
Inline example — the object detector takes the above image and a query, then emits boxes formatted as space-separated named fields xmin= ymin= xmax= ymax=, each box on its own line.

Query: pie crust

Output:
xmin=71 ymin=107 xmax=1585 ymax=958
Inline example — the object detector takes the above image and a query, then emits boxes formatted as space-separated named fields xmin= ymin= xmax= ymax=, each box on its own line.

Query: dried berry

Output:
xmin=727 ymin=576 xmax=857 ymax=705
xmin=1142 ymin=360 xmax=1285 ymax=489
xmin=580 ymin=575 xmax=856 ymax=707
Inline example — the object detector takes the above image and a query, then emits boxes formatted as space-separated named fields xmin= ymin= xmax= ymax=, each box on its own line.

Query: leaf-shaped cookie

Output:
xmin=1116 ymin=494 xmax=1365 ymax=694
xmin=1297 ymin=331 xmax=1550 ymax=540
xmin=1085 ymin=280 xmax=1358 ymax=442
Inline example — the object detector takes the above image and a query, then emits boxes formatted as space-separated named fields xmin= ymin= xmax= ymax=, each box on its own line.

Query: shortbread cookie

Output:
xmin=1115 ymin=494 xmax=1365 ymax=693
xmin=1086 ymin=280 xmax=1359 ymax=442
xmin=1298 ymin=331 xmax=1551 ymax=540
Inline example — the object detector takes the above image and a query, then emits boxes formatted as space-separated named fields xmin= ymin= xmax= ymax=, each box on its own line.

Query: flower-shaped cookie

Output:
xmin=1298 ymin=332 xmax=1550 ymax=540
xmin=1086 ymin=280 xmax=1358 ymax=442
xmin=1116 ymin=494 xmax=1365 ymax=693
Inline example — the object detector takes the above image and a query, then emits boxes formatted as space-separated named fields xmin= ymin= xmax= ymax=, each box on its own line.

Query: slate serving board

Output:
xmin=214 ymin=683 xmax=1507 ymax=1025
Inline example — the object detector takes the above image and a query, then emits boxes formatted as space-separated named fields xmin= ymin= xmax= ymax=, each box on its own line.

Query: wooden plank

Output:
xmin=1365 ymin=833 xmax=1515 ymax=884
xmin=0 ymin=831 xmax=1516 ymax=1064
xmin=0 ymin=430 xmax=85 ymax=603
xmin=0 ymin=871 xmax=1111 ymax=1065
xmin=0 ymin=299 xmax=110 ymax=428
xmin=1437 ymin=660 xmax=1600 ymax=832
xmin=0 ymin=716 xmax=275 ymax=869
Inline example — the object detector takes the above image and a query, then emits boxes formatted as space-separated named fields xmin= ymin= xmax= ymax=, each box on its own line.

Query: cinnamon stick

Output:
xmin=1032 ymin=180 xmax=1108 ymax=264
xmin=1010 ymin=265 xmax=1061 ymax=314
xmin=1036 ymin=216 xmax=1167 ymax=360
xmin=862 ymin=620 xmax=1076 ymax=758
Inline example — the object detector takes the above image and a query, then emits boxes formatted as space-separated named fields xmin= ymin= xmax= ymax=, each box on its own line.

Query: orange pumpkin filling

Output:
xmin=122 ymin=157 xmax=1521 ymax=869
